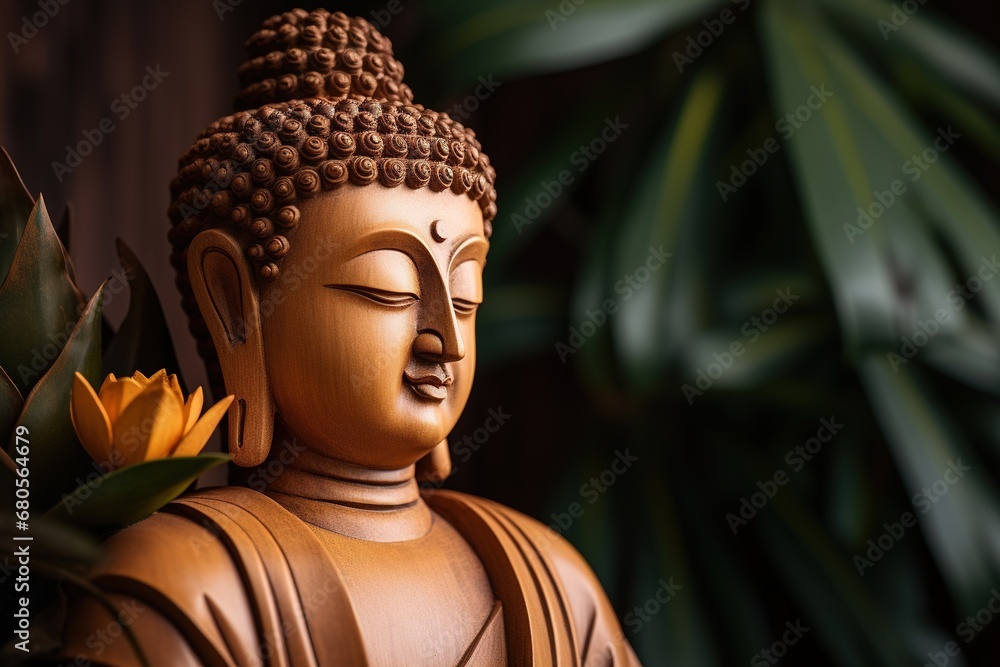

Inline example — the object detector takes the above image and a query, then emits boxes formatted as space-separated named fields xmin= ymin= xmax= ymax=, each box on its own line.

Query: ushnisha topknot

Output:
xmin=168 ymin=9 xmax=497 ymax=396
xmin=168 ymin=8 xmax=497 ymax=284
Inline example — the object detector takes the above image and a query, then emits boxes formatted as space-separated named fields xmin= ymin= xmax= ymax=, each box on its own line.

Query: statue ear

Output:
xmin=187 ymin=228 xmax=274 ymax=467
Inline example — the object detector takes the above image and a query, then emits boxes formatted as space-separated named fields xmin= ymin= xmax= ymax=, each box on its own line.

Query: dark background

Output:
xmin=4 ymin=0 xmax=1000 ymax=664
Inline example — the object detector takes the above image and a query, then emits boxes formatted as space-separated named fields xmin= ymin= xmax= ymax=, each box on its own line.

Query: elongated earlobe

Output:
xmin=415 ymin=439 xmax=452 ymax=484
xmin=188 ymin=229 xmax=274 ymax=466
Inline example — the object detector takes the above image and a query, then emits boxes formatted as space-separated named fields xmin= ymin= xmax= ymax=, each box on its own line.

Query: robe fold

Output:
xmin=58 ymin=487 xmax=640 ymax=666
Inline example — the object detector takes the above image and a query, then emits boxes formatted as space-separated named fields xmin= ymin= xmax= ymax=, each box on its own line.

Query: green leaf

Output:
xmin=9 ymin=285 xmax=106 ymax=511
xmin=814 ymin=24 xmax=1000 ymax=329
xmin=433 ymin=0 xmax=727 ymax=81
xmin=102 ymin=239 xmax=184 ymax=382
xmin=759 ymin=509 xmax=916 ymax=665
xmin=672 ymin=462 xmax=771 ymax=661
xmin=0 ymin=365 xmax=23 ymax=441
xmin=638 ymin=466 xmax=717 ymax=666
xmin=759 ymin=0 xmax=899 ymax=354
xmin=56 ymin=203 xmax=78 ymax=286
xmin=0 ymin=511 xmax=101 ymax=567
xmin=681 ymin=316 xmax=830 ymax=390
xmin=46 ymin=454 xmax=230 ymax=531
xmin=819 ymin=0 xmax=1000 ymax=109
xmin=604 ymin=69 xmax=725 ymax=391
xmin=0 ymin=147 xmax=34 ymax=287
xmin=859 ymin=356 xmax=1000 ymax=612
xmin=0 ymin=195 xmax=84 ymax=396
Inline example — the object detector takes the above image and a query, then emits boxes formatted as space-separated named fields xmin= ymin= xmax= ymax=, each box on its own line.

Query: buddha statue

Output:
xmin=57 ymin=9 xmax=640 ymax=666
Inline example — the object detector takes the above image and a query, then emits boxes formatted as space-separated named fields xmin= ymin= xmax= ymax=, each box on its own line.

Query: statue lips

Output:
xmin=403 ymin=368 xmax=453 ymax=401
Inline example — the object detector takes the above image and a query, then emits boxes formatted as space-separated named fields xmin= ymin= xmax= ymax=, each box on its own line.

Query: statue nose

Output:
xmin=413 ymin=330 xmax=464 ymax=362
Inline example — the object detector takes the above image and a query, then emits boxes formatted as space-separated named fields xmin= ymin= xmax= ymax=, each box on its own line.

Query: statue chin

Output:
xmin=56 ymin=8 xmax=642 ymax=666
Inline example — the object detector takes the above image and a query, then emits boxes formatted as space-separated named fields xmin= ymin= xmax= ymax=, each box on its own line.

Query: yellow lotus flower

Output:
xmin=70 ymin=369 xmax=233 ymax=470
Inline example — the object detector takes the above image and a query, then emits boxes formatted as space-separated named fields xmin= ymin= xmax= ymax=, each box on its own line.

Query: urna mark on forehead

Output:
xmin=168 ymin=8 xmax=496 ymax=401
xmin=292 ymin=183 xmax=489 ymax=267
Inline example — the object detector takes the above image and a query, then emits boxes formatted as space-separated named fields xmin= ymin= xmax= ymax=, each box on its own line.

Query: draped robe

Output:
xmin=59 ymin=487 xmax=641 ymax=666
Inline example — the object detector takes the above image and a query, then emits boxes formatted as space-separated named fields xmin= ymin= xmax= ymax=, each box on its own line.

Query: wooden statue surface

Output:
xmin=60 ymin=485 xmax=638 ymax=666
xmin=57 ymin=9 xmax=642 ymax=666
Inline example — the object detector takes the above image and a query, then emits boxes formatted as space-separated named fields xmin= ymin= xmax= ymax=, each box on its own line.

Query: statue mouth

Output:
xmin=403 ymin=369 xmax=453 ymax=401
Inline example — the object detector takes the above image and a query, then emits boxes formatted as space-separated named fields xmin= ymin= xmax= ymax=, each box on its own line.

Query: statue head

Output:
xmin=167 ymin=9 xmax=497 ymax=477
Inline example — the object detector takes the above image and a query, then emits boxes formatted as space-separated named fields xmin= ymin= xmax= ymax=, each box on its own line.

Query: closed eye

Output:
xmin=452 ymin=298 xmax=480 ymax=316
xmin=325 ymin=284 xmax=419 ymax=307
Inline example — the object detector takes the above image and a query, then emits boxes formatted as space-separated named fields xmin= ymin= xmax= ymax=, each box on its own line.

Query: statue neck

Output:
xmin=263 ymin=434 xmax=431 ymax=543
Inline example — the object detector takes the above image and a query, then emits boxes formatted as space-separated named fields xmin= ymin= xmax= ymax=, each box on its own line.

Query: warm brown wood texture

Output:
xmin=58 ymin=9 xmax=641 ymax=666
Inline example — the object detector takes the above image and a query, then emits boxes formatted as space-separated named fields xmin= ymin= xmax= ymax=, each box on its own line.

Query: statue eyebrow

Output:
xmin=347 ymin=228 xmax=431 ymax=267
xmin=449 ymin=235 xmax=488 ymax=270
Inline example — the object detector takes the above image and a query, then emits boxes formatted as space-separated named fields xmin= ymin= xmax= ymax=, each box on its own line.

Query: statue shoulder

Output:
xmin=425 ymin=488 xmax=599 ymax=591
xmin=94 ymin=487 xmax=246 ymax=576
xmin=59 ymin=487 xmax=277 ymax=667
xmin=425 ymin=489 xmax=642 ymax=665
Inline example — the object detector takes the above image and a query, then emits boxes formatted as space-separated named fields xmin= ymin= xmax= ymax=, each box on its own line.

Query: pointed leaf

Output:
xmin=9 ymin=286 xmax=106 ymax=511
xmin=0 ymin=147 xmax=34 ymax=286
xmin=102 ymin=239 xmax=184 ymax=382
xmin=0 ymin=365 xmax=23 ymax=440
xmin=46 ymin=453 xmax=230 ymax=531
xmin=0 ymin=195 xmax=84 ymax=396
xmin=57 ymin=203 xmax=78 ymax=285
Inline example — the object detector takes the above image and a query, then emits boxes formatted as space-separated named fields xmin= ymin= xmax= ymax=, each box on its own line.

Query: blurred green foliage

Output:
xmin=391 ymin=0 xmax=1000 ymax=663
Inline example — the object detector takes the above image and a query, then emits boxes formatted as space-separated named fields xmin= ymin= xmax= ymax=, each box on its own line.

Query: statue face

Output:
xmin=258 ymin=186 xmax=486 ymax=469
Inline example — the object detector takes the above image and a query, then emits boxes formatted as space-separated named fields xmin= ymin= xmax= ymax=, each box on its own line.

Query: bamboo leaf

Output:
xmin=432 ymin=0 xmax=727 ymax=81
xmin=596 ymin=69 xmax=725 ymax=392
xmin=859 ymin=356 xmax=1000 ymax=612
xmin=638 ymin=466 xmax=717 ymax=666
xmin=759 ymin=510 xmax=916 ymax=665
xmin=760 ymin=0 xmax=900 ymax=354
xmin=818 ymin=0 xmax=1000 ymax=109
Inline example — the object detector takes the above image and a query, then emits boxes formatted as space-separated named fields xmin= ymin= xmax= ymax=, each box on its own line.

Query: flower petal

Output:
xmin=131 ymin=370 xmax=148 ymax=383
xmin=171 ymin=395 xmax=234 ymax=458
xmin=98 ymin=373 xmax=117 ymax=395
xmin=147 ymin=369 xmax=167 ymax=383
xmin=70 ymin=372 xmax=113 ymax=465
xmin=112 ymin=381 xmax=185 ymax=465
xmin=166 ymin=373 xmax=184 ymax=406
xmin=100 ymin=376 xmax=144 ymax=424
xmin=181 ymin=386 xmax=204 ymax=436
